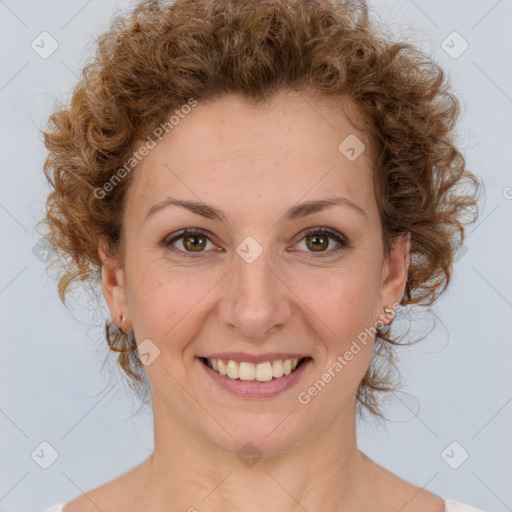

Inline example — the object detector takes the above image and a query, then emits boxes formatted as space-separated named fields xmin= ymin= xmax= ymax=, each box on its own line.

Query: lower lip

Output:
xmin=198 ymin=357 xmax=312 ymax=398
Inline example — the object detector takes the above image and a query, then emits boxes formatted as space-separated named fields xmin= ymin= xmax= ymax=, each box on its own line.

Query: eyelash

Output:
xmin=163 ymin=227 xmax=349 ymax=259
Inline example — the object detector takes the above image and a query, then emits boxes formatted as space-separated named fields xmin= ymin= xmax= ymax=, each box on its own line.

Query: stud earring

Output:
xmin=117 ymin=314 xmax=127 ymax=333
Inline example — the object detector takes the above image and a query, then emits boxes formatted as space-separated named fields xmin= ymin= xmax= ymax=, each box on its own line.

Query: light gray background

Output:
xmin=1 ymin=0 xmax=511 ymax=511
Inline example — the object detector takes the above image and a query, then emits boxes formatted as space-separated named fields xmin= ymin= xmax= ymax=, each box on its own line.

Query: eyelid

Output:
xmin=163 ymin=227 xmax=349 ymax=258
xmin=300 ymin=226 xmax=348 ymax=245
xmin=163 ymin=228 xmax=218 ymax=253
xmin=292 ymin=227 xmax=349 ymax=256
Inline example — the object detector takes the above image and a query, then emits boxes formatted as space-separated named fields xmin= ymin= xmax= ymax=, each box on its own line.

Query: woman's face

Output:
xmin=100 ymin=90 xmax=409 ymax=455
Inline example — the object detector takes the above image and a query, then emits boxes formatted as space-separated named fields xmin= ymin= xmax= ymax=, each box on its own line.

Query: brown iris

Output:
xmin=182 ymin=234 xmax=207 ymax=252
xmin=305 ymin=234 xmax=329 ymax=252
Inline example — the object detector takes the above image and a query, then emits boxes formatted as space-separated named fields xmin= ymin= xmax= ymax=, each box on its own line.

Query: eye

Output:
xmin=163 ymin=227 xmax=348 ymax=258
xmin=294 ymin=227 xmax=349 ymax=257
xmin=164 ymin=228 xmax=217 ymax=257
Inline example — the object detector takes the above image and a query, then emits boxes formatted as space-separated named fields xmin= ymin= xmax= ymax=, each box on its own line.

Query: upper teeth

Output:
xmin=206 ymin=358 xmax=300 ymax=381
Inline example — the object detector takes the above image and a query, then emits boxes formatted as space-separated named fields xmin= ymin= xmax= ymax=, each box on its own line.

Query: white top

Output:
xmin=445 ymin=500 xmax=486 ymax=512
xmin=44 ymin=499 xmax=486 ymax=511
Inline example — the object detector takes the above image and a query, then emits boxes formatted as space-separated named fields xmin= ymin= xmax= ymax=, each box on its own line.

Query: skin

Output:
xmin=65 ymin=90 xmax=445 ymax=511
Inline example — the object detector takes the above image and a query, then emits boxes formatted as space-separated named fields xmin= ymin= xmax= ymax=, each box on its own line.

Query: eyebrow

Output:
xmin=144 ymin=195 xmax=366 ymax=224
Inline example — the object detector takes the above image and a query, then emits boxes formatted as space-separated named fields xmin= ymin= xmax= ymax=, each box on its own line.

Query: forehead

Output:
xmin=127 ymin=91 xmax=375 ymax=222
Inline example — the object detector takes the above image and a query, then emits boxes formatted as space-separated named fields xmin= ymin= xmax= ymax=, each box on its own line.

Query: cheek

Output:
xmin=125 ymin=247 xmax=381 ymax=365
xmin=301 ymin=263 xmax=381 ymax=342
xmin=125 ymin=261 xmax=217 ymax=348
xmin=296 ymin=268 xmax=379 ymax=412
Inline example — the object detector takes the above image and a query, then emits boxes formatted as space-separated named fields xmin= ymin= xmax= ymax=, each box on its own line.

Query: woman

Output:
xmin=40 ymin=0 xmax=484 ymax=510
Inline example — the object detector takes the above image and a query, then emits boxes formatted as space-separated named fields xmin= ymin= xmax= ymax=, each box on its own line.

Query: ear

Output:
xmin=98 ymin=236 xmax=131 ymax=332
xmin=376 ymin=232 xmax=410 ymax=325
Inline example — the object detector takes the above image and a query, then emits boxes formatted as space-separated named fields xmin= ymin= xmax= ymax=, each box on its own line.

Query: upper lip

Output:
xmin=200 ymin=352 xmax=309 ymax=364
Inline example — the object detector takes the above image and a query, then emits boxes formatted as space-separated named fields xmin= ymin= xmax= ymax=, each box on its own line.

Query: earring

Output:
xmin=116 ymin=314 xmax=126 ymax=333
xmin=376 ymin=305 xmax=395 ymax=328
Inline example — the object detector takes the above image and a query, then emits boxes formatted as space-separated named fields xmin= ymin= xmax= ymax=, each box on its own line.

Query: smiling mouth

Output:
xmin=201 ymin=357 xmax=309 ymax=382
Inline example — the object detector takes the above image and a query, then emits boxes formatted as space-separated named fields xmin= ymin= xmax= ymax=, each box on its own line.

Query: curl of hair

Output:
xmin=38 ymin=0 xmax=482 ymax=418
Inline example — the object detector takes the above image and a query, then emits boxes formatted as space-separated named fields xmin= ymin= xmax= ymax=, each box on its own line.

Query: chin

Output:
xmin=197 ymin=407 xmax=316 ymax=461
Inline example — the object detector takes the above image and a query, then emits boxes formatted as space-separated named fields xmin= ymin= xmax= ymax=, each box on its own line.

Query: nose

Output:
xmin=217 ymin=249 xmax=292 ymax=340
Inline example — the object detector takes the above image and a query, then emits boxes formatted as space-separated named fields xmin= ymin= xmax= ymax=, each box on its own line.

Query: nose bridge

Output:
xmin=220 ymin=246 xmax=291 ymax=338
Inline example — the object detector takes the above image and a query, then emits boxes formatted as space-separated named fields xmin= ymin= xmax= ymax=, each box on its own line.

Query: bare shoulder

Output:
xmin=360 ymin=452 xmax=445 ymax=512
xmin=62 ymin=457 xmax=151 ymax=512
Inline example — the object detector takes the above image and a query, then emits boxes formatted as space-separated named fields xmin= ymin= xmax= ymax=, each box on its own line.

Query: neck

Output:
xmin=140 ymin=391 xmax=371 ymax=512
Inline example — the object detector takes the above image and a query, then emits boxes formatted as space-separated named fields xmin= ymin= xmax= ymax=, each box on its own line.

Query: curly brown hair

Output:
xmin=38 ymin=0 xmax=482 ymax=418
